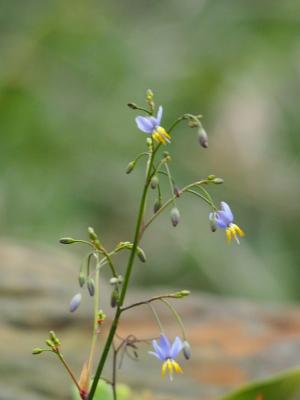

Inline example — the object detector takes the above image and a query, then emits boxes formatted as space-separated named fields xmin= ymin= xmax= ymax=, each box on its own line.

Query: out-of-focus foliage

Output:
xmin=221 ymin=368 xmax=300 ymax=400
xmin=1 ymin=0 xmax=300 ymax=300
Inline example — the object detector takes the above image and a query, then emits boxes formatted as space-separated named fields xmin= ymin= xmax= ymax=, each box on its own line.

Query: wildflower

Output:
xmin=135 ymin=106 xmax=171 ymax=144
xmin=210 ymin=201 xmax=245 ymax=244
xmin=149 ymin=334 xmax=183 ymax=380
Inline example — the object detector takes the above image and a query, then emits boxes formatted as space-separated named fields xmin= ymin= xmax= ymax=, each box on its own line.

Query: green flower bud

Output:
xmin=87 ymin=227 xmax=98 ymax=241
xmin=117 ymin=275 xmax=124 ymax=283
xmin=209 ymin=212 xmax=217 ymax=233
xmin=198 ymin=127 xmax=208 ymax=148
xmin=172 ymin=290 xmax=191 ymax=298
xmin=207 ymin=175 xmax=216 ymax=181
xmin=182 ymin=340 xmax=192 ymax=360
xmin=110 ymin=277 xmax=119 ymax=285
xmin=32 ymin=348 xmax=44 ymax=355
xmin=78 ymin=271 xmax=86 ymax=288
xmin=46 ymin=339 xmax=54 ymax=348
xmin=170 ymin=207 xmax=180 ymax=227
xmin=126 ymin=161 xmax=136 ymax=174
xmin=87 ymin=278 xmax=95 ymax=296
xmin=49 ymin=331 xmax=60 ymax=346
xmin=150 ymin=176 xmax=159 ymax=189
xmin=137 ymin=247 xmax=146 ymax=263
xmin=146 ymin=89 xmax=154 ymax=101
xmin=153 ymin=199 xmax=162 ymax=213
xmin=173 ymin=186 xmax=181 ymax=198
xmin=59 ymin=237 xmax=76 ymax=244
xmin=212 ymin=177 xmax=224 ymax=184
xmin=127 ymin=102 xmax=138 ymax=110
xmin=111 ymin=288 xmax=119 ymax=308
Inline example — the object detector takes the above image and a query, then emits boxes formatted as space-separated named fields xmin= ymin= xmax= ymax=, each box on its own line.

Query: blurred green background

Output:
xmin=1 ymin=0 xmax=300 ymax=301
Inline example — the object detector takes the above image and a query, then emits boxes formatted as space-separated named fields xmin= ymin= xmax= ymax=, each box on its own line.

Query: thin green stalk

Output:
xmin=56 ymin=351 xmax=81 ymax=392
xmin=88 ymin=141 xmax=157 ymax=400
xmin=160 ymin=298 xmax=187 ymax=340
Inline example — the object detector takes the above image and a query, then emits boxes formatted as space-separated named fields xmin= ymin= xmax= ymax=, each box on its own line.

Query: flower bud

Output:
xmin=49 ymin=331 xmax=60 ymax=346
xmin=87 ymin=278 xmax=95 ymax=296
xmin=153 ymin=199 xmax=162 ymax=213
xmin=198 ymin=127 xmax=208 ymax=148
xmin=126 ymin=161 xmax=136 ymax=174
xmin=32 ymin=348 xmax=43 ymax=355
xmin=78 ymin=271 xmax=86 ymax=288
xmin=127 ymin=102 xmax=138 ymax=110
xmin=137 ymin=247 xmax=146 ymax=263
xmin=146 ymin=89 xmax=154 ymax=101
xmin=69 ymin=293 xmax=82 ymax=312
xmin=150 ymin=176 xmax=159 ymax=189
xmin=111 ymin=288 xmax=119 ymax=308
xmin=209 ymin=212 xmax=217 ymax=233
xmin=87 ymin=227 xmax=98 ymax=241
xmin=46 ymin=339 xmax=54 ymax=348
xmin=110 ymin=277 xmax=119 ymax=285
xmin=59 ymin=237 xmax=76 ymax=244
xmin=172 ymin=290 xmax=191 ymax=298
xmin=207 ymin=175 xmax=216 ymax=181
xmin=170 ymin=207 xmax=180 ymax=227
xmin=212 ymin=177 xmax=224 ymax=184
xmin=182 ymin=340 xmax=192 ymax=360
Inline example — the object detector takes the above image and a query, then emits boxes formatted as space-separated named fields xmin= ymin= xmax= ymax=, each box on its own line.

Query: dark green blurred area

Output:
xmin=1 ymin=0 xmax=300 ymax=301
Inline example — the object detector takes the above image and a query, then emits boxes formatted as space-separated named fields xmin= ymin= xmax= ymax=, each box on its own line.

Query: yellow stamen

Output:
xmin=162 ymin=361 xmax=168 ymax=377
xmin=152 ymin=126 xmax=171 ymax=144
xmin=172 ymin=360 xmax=183 ymax=373
xmin=167 ymin=359 xmax=173 ymax=374
xmin=233 ymin=224 xmax=245 ymax=237
xmin=226 ymin=224 xmax=245 ymax=244
xmin=226 ymin=228 xmax=232 ymax=242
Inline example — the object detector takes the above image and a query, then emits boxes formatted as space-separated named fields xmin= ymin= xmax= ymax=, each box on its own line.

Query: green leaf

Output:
xmin=220 ymin=368 xmax=300 ymax=400
xmin=71 ymin=379 xmax=131 ymax=400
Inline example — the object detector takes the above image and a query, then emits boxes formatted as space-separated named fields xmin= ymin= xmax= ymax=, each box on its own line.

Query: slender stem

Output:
xmin=164 ymin=163 xmax=176 ymax=206
xmin=186 ymin=189 xmax=215 ymax=207
xmin=148 ymin=302 xmax=164 ymax=332
xmin=88 ymin=263 xmax=100 ymax=373
xmin=56 ymin=351 xmax=81 ymax=392
xmin=167 ymin=116 xmax=185 ymax=134
xmin=121 ymin=293 xmax=184 ymax=312
xmin=112 ymin=345 xmax=118 ymax=400
xmin=160 ymin=298 xmax=187 ymax=340
xmin=88 ymin=141 xmax=157 ymax=400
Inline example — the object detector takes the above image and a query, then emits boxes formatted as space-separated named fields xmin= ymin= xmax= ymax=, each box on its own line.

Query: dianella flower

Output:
xmin=135 ymin=106 xmax=171 ymax=144
xmin=149 ymin=334 xmax=183 ymax=380
xmin=210 ymin=201 xmax=245 ymax=244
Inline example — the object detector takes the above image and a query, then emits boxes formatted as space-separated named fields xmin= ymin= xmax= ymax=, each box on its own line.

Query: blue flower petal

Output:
xmin=170 ymin=337 xmax=183 ymax=359
xmin=220 ymin=202 xmax=234 ymax=223
xmin=135 ymin=116 xmax=154 ymax=133
xmin=159 ymin=334 xmax=171 ymax=356
xmin=215 ymin=211 xmax=229 ymax=228
xmin=148 ymin=351 xmax=161 ymax=360
xmin=155 ymin=106 xmax=163 ymax=125
xmin=152 ymin=339 xmax=165 ymax=360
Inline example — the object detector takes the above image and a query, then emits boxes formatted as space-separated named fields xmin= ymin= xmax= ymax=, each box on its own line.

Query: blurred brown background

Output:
xmin=1 ymin=0 xmax=300 ymax=399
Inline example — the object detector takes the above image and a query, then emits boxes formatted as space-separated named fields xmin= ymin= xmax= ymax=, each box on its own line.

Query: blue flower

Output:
xmin=149 ymin=334 xmax=183 ymax=380
xmin=135 ymin=106 xmax=171 ymax=144
xmin=210 ymin=201 xmax=245 ymax=244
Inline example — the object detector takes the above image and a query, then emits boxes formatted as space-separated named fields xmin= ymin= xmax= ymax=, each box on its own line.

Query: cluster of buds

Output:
xmin=32 ymin=331 xmax=61 ymax=355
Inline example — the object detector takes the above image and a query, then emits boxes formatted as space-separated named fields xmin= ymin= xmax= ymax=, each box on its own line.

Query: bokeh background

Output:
xmin=1 ymin=0 xmax=300 ymax=399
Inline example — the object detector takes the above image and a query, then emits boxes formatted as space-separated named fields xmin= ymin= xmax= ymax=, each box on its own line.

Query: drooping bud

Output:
xmin=207 ymin=175 xmax=216 ymax=181
xmin=182 ymin=340 xmax=192 ymax=360
xmin=127 ymin=102 xmax=138 ymax=110
xmin=212 ymin=177 xmax=224 ymax=184
xmin=198 ymin=127 xmax=208 ymax=148
xmin=153 ymin=199 xmax=162 ymax=213
xmin=78 ymin=271 xmax=86 ymax=288
xmin=150 ymin=176 xmax=159 ymax=189
xmin=32 ymin=348 xmax=43 ymax=355
xmin=59 ymin=237 xmax=76 ymax=244
xmin=110 ymin=277 xmax=119 ymax=285
xmin=87 ymin=278 xmax=95 ymax=296
xmin=111 ymin=288 xmax=119 ymax=308
xmin=209 ymin=212 xmax=217 ymax=233
xmin=69 ymin=293 xmax=82 ymax=312
xmin=170 ymin=207 xmax=180 ymax=227
xmin=137 ymin=247 xmax=146 ymax=263
xmin=173 ymin=186 xmax=181 ymax=198
xmin=126 ymin=161 xmax=136 ymax=174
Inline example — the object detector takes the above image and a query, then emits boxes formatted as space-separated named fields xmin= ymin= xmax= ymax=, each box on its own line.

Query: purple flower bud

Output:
xmin=198 ymin=128 xmax=208 ymax=148
xmin=69 ymin=293 xmax=82 ymax=312
xmin=153 ymin=199 xmax=162 ymax=213
xmin=87 ymin=278 xmax=95 ymax=296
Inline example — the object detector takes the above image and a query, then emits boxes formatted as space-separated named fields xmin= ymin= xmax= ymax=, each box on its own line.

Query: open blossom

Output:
xmin=135 ymin=106 xmax=171 ymax=144
xmin=210 ymin=201 xmax=245 ymax=244
xmin=149 ymin=334 xmax=183 ymax=380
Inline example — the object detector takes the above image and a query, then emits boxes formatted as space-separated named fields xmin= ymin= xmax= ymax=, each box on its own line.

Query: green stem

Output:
xmin=159 ymin=298 xmax=187 ymax=340
xmin=88 ymin=141 xmax=157 ymax=400
xmin=56 ymin=351 xmax=81 ymax=393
